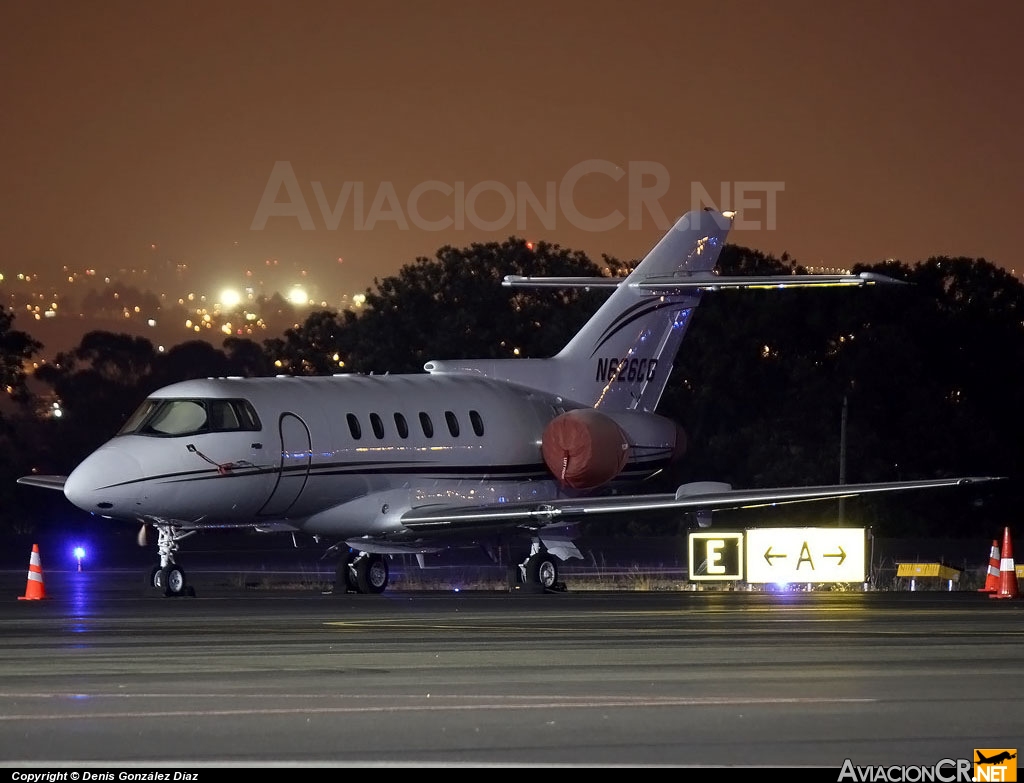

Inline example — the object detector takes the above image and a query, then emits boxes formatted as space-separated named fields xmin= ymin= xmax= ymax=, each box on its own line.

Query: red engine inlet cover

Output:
xmin=541 ymin=409 xmax=630 ymax=489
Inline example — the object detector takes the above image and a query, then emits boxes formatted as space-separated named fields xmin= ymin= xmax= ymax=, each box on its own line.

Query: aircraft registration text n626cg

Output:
xmin=17 ymin=208 xmax=1003 ymax=597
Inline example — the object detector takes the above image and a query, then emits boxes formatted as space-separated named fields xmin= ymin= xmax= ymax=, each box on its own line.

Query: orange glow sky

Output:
xmin=3 ymin=0 xmax=1022 ymax=299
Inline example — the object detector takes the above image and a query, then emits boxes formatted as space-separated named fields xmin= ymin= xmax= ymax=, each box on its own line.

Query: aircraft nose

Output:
xmin=64 ymin=446 xmax=143 ymax=514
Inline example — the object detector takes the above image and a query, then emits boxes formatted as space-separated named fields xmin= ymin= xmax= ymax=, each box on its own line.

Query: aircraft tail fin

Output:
xmin=426 ymin=208 xmax=733 ymax=411
xmin=547 ymin=208 xmax=732 ymax=410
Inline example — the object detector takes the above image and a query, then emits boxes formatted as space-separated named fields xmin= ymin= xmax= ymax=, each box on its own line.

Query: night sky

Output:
xmin=3 ymin=0 xmax=1022 ymax=298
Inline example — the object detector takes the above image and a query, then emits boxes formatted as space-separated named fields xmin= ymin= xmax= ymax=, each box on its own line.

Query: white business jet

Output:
xmin=17 ymin=209 xmax=999 ymax=596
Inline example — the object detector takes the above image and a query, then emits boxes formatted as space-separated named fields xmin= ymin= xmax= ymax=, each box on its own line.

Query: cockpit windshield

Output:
xmin=118 ymin=398 xmax=261 ymax=437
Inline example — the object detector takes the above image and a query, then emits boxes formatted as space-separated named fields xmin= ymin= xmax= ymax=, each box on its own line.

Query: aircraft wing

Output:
xmin=17 ymin=475 xmax=68 ymax=491
xmin=400 ymin=476 xmax=1001 ymax=533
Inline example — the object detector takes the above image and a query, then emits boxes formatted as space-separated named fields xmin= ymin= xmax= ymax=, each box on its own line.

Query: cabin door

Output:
xmin=257 ymin=412 xmax=312 ymax=517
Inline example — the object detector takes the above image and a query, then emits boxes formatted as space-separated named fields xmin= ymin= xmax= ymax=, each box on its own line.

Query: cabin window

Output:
xmin=118 ymin=398 xmax=261 ymax=437
xmin=469 ymin=410 xmax=484 ymax=437
xmin=445 ymin=410 xmax=460 ymax=437
xmin=394 ymin=412 xmax=409 ymax=439
xmin=370 ymin=412 xmax=385 ymax=439
xmin=419 ymin=412 xmax=434 ymax=438
xmin=347 ymin=413 xmax=362 ymax=440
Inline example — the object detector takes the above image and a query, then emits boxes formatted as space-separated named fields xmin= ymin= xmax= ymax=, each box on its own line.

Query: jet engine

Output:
xmin=541 ymin=408 xmax=683 ymax=490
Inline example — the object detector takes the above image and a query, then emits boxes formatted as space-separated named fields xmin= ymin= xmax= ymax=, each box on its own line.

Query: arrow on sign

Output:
xmin=824 ymin=546 xmax=846 ymax=565
xmin=763 ymin=546 xmax=787 ymax=566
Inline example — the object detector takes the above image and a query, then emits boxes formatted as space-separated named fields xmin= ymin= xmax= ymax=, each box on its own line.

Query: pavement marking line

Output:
xmin=0 ymin=695 xmax=876 ymax=721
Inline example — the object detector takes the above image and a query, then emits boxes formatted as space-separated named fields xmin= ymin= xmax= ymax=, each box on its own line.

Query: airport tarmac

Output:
xmin=0 ymin=566 xmax=1022 ymax=769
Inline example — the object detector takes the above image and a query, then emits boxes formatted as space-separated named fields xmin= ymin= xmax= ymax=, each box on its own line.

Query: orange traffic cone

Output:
xmin=978 ymin=539 xmax=1001 ymax=592
xmin=989 ymin=527 xmax=1019 ymax=600
xmin=18 ymin=544 xmax=47 ymax=600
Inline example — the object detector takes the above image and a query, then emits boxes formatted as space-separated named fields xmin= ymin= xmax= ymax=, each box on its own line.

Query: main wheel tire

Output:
xmin=149 ymin=565 xmax=164 ymax=590
xmin=335 ymin=551 xmax=358 ymax=593
xmin=355 ymin=554 xmax=389 ymax=594
xmin=526 ymin=553 xmax=559 ymax=589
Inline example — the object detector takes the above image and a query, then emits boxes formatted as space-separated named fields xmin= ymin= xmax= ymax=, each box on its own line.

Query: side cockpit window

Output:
xmin=118 ymin=399 xmax=161 ymax=435
xmin=119 ymin=398 xmax=261 ymax=437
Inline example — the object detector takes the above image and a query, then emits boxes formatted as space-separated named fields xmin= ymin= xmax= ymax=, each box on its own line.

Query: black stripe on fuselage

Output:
xmin=96 ymin=455 xmax=674 ymax=490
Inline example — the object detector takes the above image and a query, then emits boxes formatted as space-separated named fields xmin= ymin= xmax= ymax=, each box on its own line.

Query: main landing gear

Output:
xmin=518 ymin=544 xmax=566 ymax=593
xmin=335 ymin=550 xmax=390 ymax=594
xmin=145 ymin=523 xmax=196 ymax=597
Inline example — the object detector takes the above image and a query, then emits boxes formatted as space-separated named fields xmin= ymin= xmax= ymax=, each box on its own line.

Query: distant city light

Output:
xmin=287 ymin=287 xmax=308 ymax=306
xmin=219 ymin=288 xmax=242 ymax=308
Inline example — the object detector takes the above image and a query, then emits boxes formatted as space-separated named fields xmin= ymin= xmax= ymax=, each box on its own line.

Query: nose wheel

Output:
xmin=150 ymin=563 xmax=193 ymax=597
xmin=145 ymin=523 xmax=196 ymax=597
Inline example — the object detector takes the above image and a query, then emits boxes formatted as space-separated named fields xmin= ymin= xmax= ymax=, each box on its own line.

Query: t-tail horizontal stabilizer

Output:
xmin=502 ymin=271 xmax=906 ymax=291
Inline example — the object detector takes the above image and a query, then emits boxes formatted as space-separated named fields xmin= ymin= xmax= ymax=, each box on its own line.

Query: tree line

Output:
xmin=3 ymin=237 xmax=1021 ymax=537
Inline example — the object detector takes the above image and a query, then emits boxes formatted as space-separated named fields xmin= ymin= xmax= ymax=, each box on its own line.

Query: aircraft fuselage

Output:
xmin=63 ymin=373 xmax=680 ymax=539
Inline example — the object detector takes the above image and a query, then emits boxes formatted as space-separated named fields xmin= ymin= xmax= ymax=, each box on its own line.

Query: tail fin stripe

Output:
xmin=590 ymin=300 xmax=681 ymax=356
